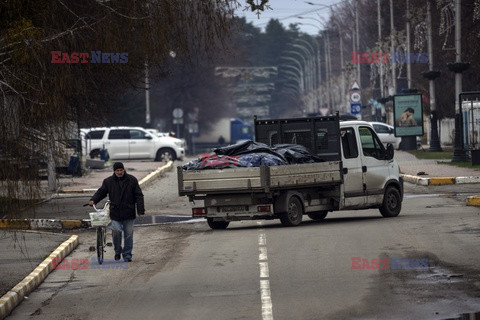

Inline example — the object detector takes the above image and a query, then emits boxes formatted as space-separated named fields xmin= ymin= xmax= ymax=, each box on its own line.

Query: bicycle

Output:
xmin=85 ymin=201 xmax=111 ymax=264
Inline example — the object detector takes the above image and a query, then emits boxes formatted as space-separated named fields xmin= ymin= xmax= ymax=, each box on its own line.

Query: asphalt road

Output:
xmin=6 ymin=171 xmax=480 ymax=320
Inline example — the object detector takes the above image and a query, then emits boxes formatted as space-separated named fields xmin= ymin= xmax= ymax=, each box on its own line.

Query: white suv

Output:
xmin=81 ymin=127 xmax=184 ymax=161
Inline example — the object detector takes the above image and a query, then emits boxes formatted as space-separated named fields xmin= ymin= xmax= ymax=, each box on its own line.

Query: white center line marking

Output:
xmin=258 ymin=230 xmax=273 ymax=320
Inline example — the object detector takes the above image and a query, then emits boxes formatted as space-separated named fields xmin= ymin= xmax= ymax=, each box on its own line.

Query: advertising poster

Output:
xmin=393 ymin=94 xmax=424 ymax=137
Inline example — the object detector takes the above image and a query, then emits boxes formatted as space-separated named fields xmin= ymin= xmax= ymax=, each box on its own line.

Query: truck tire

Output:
xmin=307 ymin=211 xmax=328 ymax=221
xmin=155 ymin=148 xmax=176 ymax=162
xmin=207 ymin=218 xmax=229 ymax=230
xmin=379 ymin=186 xmax=402 ymax=217
xmin=279 ymin=196 xmax=303 ymax=227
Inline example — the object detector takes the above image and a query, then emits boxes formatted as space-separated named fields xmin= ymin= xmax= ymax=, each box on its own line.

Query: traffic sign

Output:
xmin=351 ymin=81 xmax=360 ymax=91
xmin=350 ymin=103 xmax=361 ymax=115
xmin=350 ymin=92 xmax=361 ymax=103
xmin=172 ymin=108 xmax=183 ymax=119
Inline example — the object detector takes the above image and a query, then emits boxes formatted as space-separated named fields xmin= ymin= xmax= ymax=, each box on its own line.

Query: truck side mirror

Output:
xmin=385 ymin=143 xmax=394 ymax=160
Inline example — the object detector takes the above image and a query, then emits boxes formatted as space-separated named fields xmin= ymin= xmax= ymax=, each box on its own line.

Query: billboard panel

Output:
xmin=393 ymin=94 xmax=424 ymax=137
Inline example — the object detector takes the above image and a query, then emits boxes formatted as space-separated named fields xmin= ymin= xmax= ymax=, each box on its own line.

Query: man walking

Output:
xmin=89 ymin=162 xmax=145 ymax=262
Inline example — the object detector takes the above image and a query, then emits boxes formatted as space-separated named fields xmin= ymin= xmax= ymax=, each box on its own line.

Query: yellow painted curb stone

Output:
xmin=428 ymin=177 xmax=455 ymax=185
xmin=467 ymin=196 xmax=480 ymax=207
xmin=0 ymin=220 xmax=30 ymax=230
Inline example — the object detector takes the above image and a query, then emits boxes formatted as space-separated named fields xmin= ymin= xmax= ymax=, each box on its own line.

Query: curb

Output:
xmin=0 ymin=235 xmax=79 ymax=320
xmin=138 ymin=161 xmax=173 ymax=189
xmin=0 ymin=162 xmax=174 ymax=231
xmin=401 ymin=174 xmax=480 ymax=186
xmin=466 ymin=196 xmax=480 ymax=207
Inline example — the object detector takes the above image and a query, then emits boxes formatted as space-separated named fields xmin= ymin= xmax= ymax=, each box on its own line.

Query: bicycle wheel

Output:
xmin=96 ymin=227 xmax=104 ymax=264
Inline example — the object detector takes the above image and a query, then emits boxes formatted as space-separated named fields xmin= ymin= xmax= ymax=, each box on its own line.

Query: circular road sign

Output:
xmin=172 ymin=108 xmax=184 ymax=119
xmin=350 ymin=92 xmax=361 ymax=103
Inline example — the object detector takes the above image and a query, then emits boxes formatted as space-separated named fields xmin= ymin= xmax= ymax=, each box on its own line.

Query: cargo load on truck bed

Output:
xmin=181 ymin=141 xmax=325 ymax=170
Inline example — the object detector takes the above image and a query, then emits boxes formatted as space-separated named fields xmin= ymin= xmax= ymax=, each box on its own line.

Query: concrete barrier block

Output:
xmin=29 ymin=219 xmax=62 ymax=230
xmin=455 ymin=176 xmax=480 ymax=184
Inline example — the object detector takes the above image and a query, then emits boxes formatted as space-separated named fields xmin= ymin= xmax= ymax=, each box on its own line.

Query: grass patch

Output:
xmin=437 ymin=161 xmax=480 ymax=170
xmin=407 ymin=148 xmax=453 ymax=160
xmin=407 ymin=148 xmax=480 ymax=170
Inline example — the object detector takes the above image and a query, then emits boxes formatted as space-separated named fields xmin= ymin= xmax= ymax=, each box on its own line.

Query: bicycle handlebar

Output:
xmin=85 ymin=200 xmax=111 ymax=212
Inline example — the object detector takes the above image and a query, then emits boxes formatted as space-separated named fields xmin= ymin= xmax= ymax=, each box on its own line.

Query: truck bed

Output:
xmin=178 ymin=161 xmax=342 ymax=196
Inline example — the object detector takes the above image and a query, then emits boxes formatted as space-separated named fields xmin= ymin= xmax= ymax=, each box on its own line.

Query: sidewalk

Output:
xmin=394 ymin=150 xmax=480 ymax=185
xmin=395 ymin=150 xmax=480 ymax=178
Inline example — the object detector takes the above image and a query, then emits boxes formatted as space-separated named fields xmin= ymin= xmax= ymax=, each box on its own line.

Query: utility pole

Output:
xmin=339 ymin=28 xmax=346 ymax=113
xmin=378 ymin=0 xmax=384 ymax=98
xmin=145 ymin=62 xmax=151 ymax=127
xmin=323 ymin=32 xmax=331 ymax=113
xmin=406 ymin=0 xmax=412 ymax=89
xmin=390 ymin=0 xmax=396 ymax=95
xmin=327 ymin=32 xmax=333 ymax=111
xmin=355 ymin=0 xmax=361 ymax=89
xmin=423 ymin=0 xmax=442 ymax=151
xmin=451 ymin=0 xmax=469 ymax=161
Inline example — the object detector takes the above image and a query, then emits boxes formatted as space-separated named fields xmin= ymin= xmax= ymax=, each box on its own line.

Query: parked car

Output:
xmin=146 ymin=128 xmax=187 ymax=150
xmin=81 ymin=127 xmax=184 ymax=161
xmin=369 ymin=122 xmax=421 ymax=150
xmin=369 ymin=122 xmax=401 ymax=149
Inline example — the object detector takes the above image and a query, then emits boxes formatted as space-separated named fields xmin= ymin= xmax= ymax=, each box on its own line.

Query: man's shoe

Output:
xmin=124 ymin=258 xmax=132 ymax=262
xmin=114 ymin=253 xmax=121 ymax=261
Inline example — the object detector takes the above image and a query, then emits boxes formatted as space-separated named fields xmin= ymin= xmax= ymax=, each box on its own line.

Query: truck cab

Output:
xmin=338 ymin=121 xmax=402 ymax=215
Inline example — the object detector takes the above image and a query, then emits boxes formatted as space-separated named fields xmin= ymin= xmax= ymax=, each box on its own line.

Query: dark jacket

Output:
xmin=90 ymin=171 xmax=145 ymax=221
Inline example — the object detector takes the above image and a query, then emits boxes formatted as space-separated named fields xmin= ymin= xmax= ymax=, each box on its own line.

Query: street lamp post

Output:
xmin=280 ymin=56 xmax=305 ymax=93
xmin=422 ymin=0 xmax=442 ymax=152
xmin=145 ymin=62 xmax=151 ymax=127
xmin=285 ymin=48 xmax=315 ymax=112
xmin=283 ymin=50 xmax=309 ymax=91
xmin=450 ymin=0 xmax=469 ymax=162
xmin=291 ymin=44 xmax=314 ymax=91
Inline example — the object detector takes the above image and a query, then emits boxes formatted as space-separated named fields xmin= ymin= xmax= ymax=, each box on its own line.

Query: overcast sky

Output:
xmin=237 ymin=0 xmax=341 ymax=35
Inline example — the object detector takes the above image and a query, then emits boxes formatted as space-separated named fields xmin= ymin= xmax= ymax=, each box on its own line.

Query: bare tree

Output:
xmin=0 ymin=0 xmax=243 ymax=216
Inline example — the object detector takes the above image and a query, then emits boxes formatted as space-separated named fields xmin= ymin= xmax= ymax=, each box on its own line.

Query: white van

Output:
xmin=81 ymin=127 xmax=184 ymax=161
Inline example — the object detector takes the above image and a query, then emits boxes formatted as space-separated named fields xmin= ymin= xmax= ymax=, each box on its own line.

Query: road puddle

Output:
xmin=443 ymin=311 xmax=480 ymax=319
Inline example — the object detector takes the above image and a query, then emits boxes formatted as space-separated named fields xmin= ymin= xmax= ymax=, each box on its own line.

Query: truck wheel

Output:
xmin=279 ymin=196 xmax=303 ymax=227
xmin=155 ymin=148 xmax=176 ymax=162
xmin=207 ymin=218 xmax=229 ymax=230
xmin=307 ymin=211 xmax=328 ymax=221
xmin=379 ymin=186 xmax=402 ymax=217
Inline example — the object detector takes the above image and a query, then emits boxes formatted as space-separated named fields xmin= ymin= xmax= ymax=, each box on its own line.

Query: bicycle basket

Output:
xmin=89 ymin=210 xmax=111 ymax=227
